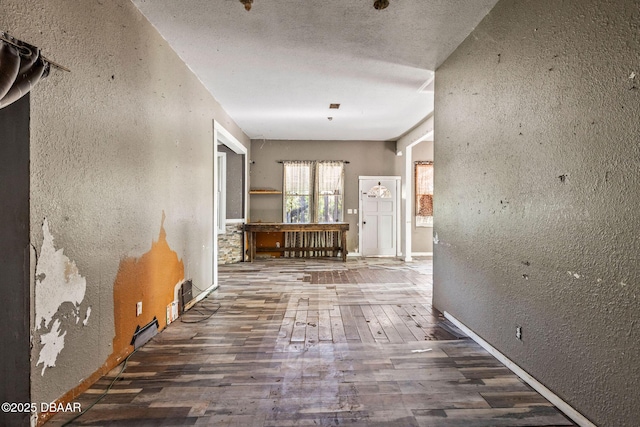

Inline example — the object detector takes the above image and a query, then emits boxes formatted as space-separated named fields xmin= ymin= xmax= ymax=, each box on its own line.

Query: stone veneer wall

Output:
xmin=218 ymin=223 xmax=244 ymax=264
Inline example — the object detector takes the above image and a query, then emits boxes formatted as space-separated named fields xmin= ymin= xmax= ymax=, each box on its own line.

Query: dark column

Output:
xmin=0 ymin=94 xmax=30 ymax=427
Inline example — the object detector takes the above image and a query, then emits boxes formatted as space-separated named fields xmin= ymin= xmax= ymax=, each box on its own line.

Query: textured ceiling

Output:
xmin=132 ymin=0 xmax=498 ymax=141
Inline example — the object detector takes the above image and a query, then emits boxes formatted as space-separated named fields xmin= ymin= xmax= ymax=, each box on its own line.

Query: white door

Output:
xmin=359 ymin=177 xmax=399 ymax=257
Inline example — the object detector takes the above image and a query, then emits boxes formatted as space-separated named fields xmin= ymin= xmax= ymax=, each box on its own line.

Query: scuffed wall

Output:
xmin=249 ymin=140 xmax=397 ymax=252
xmin=110 ymin=213 xmax=184 ymax=365
xmin=433 ymin=0 xmax=640 ymax=425
xmin=0 ymin=0 xmax=249 ymax=423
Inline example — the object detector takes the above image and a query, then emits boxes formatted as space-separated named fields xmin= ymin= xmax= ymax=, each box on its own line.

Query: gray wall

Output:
xmin=433 ymin=1 xmax=639 ymax=425
xmin=250 ymin=140 xmax=397 ymax=252
xmin=0 ymin=95 xmax=30 ymax=427
xmin=2 ymin=0 xmax=248 ymax=417
xmin=219 ymin=145 xmax=245 ymax=219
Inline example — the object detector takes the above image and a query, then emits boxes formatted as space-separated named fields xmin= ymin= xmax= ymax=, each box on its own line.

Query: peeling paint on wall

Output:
xmin=108 ymin=212 xmax=184 ymax=367
xmin=83 ymin=306 xmax=92 ymax=326
xmin=37 ymin=320 xmax=66 ymax=375
xmin=567 ymin=271 xmax=581 ymax=279
xmin=34 ymin=219 xmax=90 ymax=375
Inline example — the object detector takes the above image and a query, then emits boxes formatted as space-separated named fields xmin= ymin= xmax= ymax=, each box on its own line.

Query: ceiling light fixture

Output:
xmin=374 ymin=0 xmax=389 ymax=10
xmin=239 ymin=0 xmax=253 ymax=11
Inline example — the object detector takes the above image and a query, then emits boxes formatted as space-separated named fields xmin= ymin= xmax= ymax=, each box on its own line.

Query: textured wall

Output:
xmin=0 ymin=95 xmax=30 ymax=427
xmin=1 ymin=0 xmax=249 ymax=421
xmin=433 ymin=0 xmax=640 ymax=425
xmin=249 ymin=140 xmax=397 ymax=253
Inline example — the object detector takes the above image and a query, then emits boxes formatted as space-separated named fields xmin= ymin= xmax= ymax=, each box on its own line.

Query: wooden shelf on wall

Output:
xmin=249 ymin=189 xmax=282 ymax=195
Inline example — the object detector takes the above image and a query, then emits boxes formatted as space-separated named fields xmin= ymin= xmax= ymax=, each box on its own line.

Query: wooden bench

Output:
xmin=243 ymin=222 xmax=349 ymax=262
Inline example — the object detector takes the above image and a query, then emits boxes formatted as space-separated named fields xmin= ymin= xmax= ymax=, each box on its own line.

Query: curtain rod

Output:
xmin=277 ymin=160 xmax=350 ymax=164
xmin=1 ymin=33 xmax=70 ymax=72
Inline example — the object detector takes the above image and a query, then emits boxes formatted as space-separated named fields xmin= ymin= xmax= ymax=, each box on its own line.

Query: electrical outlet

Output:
xmin=136 ymin=301 xmax=142 ymax=317
xmin=516 ymin=326 xmax=522 ymax=340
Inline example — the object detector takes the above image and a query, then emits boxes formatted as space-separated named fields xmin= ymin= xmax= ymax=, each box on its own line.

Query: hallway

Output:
xmin=50 ymin=258 xmax=575 ymax=426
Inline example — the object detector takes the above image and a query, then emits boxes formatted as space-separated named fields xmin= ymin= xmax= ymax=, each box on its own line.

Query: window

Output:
xmin=415 ymin=161 xmax=433 ymax=227
xmin=283 ymin=161 xmax=313 ymax=223
xmin=315 ymin=161 xmax=344 ymax=222
xmin=283 ymin=161 xmax=344 ymax=223
xmin=367 ymin=184 xmax=391 ymax=198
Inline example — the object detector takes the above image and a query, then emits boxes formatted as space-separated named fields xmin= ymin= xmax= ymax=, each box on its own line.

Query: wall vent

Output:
xmin=130 ymin=317 xmax=159 ymax=349
xmin=180 ymin=279 xmax=193 ymax=314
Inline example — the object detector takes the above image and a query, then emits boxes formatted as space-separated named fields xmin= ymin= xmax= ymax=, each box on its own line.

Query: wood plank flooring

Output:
xmin=49 ymin=258 xmax=576 ymax=426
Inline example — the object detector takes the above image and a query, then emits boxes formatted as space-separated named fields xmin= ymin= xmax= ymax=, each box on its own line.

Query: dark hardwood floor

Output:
xmin=49 ymin=258 xmax=576 ymax=426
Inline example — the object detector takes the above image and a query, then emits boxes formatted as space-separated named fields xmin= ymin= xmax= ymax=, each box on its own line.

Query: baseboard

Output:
xmin=349 ymin=252 xmax=433 ymax=258
xmin=34 ymin=346 xmax=131 ymax=426
xmin=443 ymin=312 xmax=596 ymax=427
xmin=35 ymin=283 xmax=219 ymax=426
xmin=184 ymin=282 xmax=219 ymax=311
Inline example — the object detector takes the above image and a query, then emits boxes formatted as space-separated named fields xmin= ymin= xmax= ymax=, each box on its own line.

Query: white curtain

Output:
xmin=315 ymin=161 xmax=344 ymax=223
xmin=283 ymin=161 xmax=314 ymax=223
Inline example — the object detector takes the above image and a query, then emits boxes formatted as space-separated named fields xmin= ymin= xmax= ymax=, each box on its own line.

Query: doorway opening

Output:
xmin=213 ymin=121 xmax=248 ymax=289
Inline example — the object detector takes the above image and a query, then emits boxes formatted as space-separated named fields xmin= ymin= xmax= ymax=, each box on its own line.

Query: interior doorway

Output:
xmin=358 ymin=176 xmax=401 ymax=257
xmin=213 ymin=121 xmax=248 ymax=290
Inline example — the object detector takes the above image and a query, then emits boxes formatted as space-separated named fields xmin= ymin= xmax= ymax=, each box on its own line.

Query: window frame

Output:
xmin=415 ymin=161 xmax=433 ymax=228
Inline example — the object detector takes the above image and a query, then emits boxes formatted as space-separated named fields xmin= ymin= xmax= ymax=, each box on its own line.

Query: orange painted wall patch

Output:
xmin=110 ymin=212 xmax=184 ymax=363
